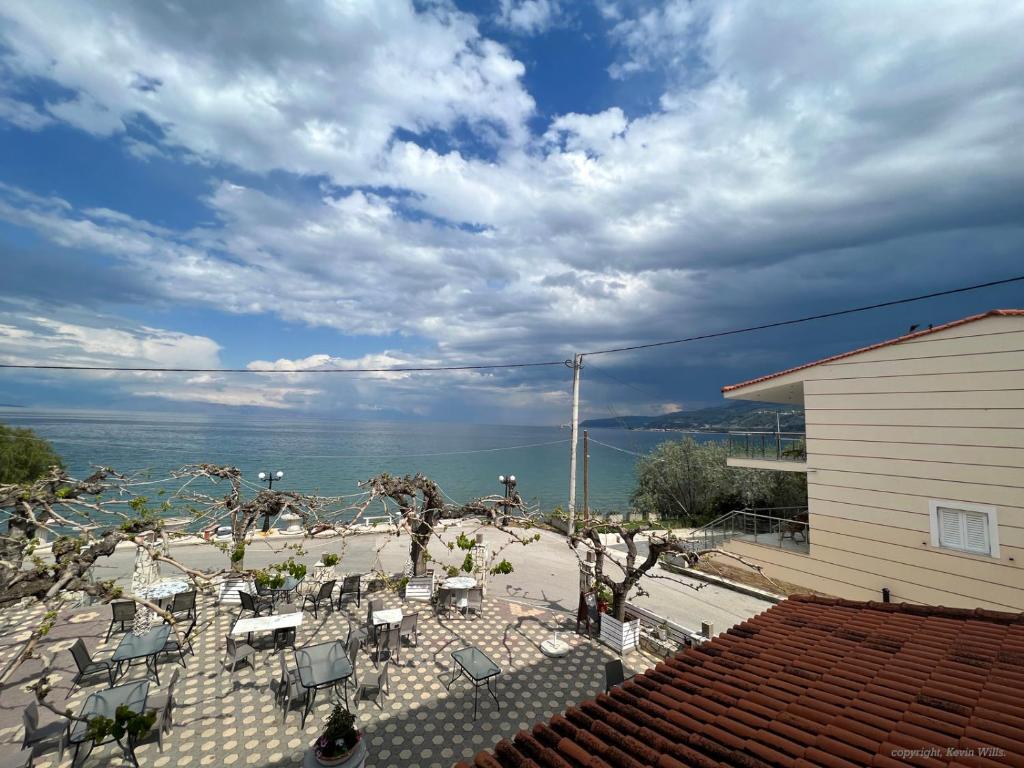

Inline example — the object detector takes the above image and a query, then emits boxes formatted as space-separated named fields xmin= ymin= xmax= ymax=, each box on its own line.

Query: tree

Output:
xmin=631 ymin=437 xmax=807 ymax=523
xmin=570 ymin=521 xmax=769 ymax=622
xmin=356 ymin=472 xmax=533 ymax=577
xmin=0 ymin=423 xmax=64 ymax=484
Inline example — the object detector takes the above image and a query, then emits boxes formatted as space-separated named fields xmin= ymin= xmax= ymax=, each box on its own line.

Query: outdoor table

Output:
xmin=136 ymin=578 xmax=190 ymax=610
xmin=269 ymin=575 xmax=301 ymax=604
xmin=232 ymin=611 xmax=304 ymax=647
xmin=371 ymin=608 xmax=402 ymax=627
xmin=441 ymin=576 xmax=476 ymax=613
xmin=111 ymin=625 xmax=171 ymax=686
xmin=445 ymin=646 xmax=500 ymax=720
xmin=69 ymin=680 xmax=149 ymax=767
xmin=294 ymin=640 xmax=353 ymax=727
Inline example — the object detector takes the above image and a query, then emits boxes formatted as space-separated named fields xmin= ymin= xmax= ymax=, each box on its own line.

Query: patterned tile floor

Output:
xmin=0 ymin=589 xmax=641 ymax=767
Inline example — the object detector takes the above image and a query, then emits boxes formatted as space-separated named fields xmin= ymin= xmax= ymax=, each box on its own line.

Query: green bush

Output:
xmin=0 ymin=424 xmax=64 ymax=484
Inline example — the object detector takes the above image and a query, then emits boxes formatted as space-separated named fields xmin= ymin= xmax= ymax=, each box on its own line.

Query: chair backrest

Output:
xmin=239 ymin=591 xmax=256 ymax=612
xmin=605 ymin=659 xmax=625 ymax=689
xmin=225 ymin=635 xmax=237 ymax=655
xmin=400 ymin=612 xmax=418 ymax=634
xmin=172 ymin=590 xmax=196 ymax=612
xmin=112 ymin=600 xmax=136 ymax=622
xmin=69 ymin=638 xmax=92 ymax=672
xmin=374 ymin=659 xmax=390 ymax=688
xmin=468 ymin=587 xmax=483 ymax=605
xmin=23 ymin=700 xmax=39 ymax=736
xmin=343 ymin=574 xmax=360 ymax=592
xmin=317 ymin=579 xmax=336 ymax=601
xmin=167 ymin=667 xmax=181 ymax=698
xmin=347 ymin=635 xmax=359 ymax=665
xmin=369 ymin=598 xmax=383 ymax=612
xmin=437 ymin=588 xmax=452 ymax=607
xmin=255 ymin=581 xmax=270 ymax=595
xmin=382 ymin=624 xmax=401 ymax=650
xmin=278 ymin=651 xmax=289 ymax=679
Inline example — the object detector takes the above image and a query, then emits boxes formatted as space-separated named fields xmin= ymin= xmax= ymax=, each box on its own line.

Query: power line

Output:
xmin=582 ymin=274 xmax=1024 ymax=356
xmin=0 ymin=360 xmax=565 ymax=373
xmin=0 ymin=273 xmax=1020 ymax=373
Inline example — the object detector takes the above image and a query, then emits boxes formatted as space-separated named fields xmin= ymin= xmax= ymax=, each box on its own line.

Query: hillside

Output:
xmin=580 ymin=401 xmax=805 ymax=432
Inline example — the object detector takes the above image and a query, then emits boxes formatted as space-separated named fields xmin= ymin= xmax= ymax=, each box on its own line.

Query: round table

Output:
xmin=442 ymin=576 xmax=476 ymax=611
xmin=136 ymin=578 xmax=189 ymax=602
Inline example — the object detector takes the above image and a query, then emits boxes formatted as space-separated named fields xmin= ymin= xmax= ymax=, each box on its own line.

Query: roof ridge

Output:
xmin=789 ymin=592 xmax=1024 ymax=624
xmin=722 ymin=308 xmax=1024 ymax=392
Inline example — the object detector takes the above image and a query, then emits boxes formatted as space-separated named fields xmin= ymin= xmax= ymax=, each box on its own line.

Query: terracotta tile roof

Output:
xmin=455 ymin=595 xmax=1024 ymax=768
xmin=721 ymin=309 xmax=1024 ymax=393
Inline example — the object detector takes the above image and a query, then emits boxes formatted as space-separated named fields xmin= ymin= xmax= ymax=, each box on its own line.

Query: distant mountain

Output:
xmin=580 ymin=401 xmax=804 ymax=432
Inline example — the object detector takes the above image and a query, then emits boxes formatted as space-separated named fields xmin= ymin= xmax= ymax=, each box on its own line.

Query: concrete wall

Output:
xmin=723 ymin=314 xmax=1024 ymax=611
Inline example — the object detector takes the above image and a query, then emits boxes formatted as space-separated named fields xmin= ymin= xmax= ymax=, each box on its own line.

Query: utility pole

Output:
xmin=583 ymin=429 xmax=590 ymax=528
xmin=567 ymin=353 xmax=583 ymax=536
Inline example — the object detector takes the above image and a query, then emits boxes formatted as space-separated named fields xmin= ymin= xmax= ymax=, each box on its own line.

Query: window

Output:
xmin=929 ymin=500 xmax=999 ymax=558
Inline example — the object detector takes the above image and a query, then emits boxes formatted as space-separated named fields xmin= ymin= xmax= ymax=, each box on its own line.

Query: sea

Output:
xmin=0 ymin=409 xmax=725 ymax=515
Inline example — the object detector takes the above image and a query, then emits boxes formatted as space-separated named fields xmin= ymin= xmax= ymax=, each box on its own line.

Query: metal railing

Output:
xmin=679 ymin=506 xmax=810 ymax=554
xmin=728 ymin=431 xmax=806 ymax=462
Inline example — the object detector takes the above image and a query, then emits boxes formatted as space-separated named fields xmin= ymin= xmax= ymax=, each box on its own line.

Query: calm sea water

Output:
xmin=0 ymin=409 xmax=725 ymax=513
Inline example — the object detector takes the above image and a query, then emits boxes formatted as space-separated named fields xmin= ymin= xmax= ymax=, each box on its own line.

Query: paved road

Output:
xmin=90 ymin=526 xmax=772 ymax=634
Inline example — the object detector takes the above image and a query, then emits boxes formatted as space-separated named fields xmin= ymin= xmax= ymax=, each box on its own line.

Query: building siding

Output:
xmin=723 ymin=314 xmax=1024 ymax=611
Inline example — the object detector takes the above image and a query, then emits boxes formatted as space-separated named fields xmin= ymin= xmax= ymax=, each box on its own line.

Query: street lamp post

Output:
xmin=498 ymin=474 xmax=516 ymax=525
xmin=257 ymin=470 xmax=284 ymax=532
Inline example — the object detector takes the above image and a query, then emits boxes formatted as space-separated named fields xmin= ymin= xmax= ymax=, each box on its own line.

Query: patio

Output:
xmin=0 ymin=584 xmax=644 ymax=767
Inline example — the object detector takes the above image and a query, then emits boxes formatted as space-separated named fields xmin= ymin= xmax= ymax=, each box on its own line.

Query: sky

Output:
xmin=0 ymin=0 xmax=1022 ymax=425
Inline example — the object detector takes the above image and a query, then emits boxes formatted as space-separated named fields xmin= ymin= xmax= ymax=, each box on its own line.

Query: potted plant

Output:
xmin=314 ymin=703 xmax=362 ymax=766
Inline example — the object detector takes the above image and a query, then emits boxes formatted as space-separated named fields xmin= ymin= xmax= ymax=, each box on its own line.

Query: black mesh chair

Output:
xmin=67 ymin=639 xmax=114 ymax=698
xmin=162 ymin=618 xmax=196 ymax=666
xmin=105 ymin=601 xmax=136 ymax=641
xmin=302 ymin=579 xmax=336 ymax=620
xmin=238 ymin=590 xmax=273 ymax=619
xmin=604 ymin=659 xmax=634 ymax=692
xmin=170 ymin=590 xmax=196 ymax=621
xmin=337 ymin=574 xmax=362 ymax=609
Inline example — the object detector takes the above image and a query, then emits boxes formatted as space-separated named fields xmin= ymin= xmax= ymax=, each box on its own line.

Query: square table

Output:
xmin=371 ymin=608 xmax=402 ymax=626
xmin=232 ymin=611 xmax=305 ymax=649
xmin=69 ymin=680 xmax=149 ymax=767
xmin=446 ymin=646 xmax=500 ymax=720
xmin=294 ymin=640 xmax=353 ymax=726
xmin=111 ymin=625 xmax=171 ymax=686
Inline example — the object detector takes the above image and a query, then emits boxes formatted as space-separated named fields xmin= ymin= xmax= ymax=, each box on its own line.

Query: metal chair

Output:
xmin=375 ymin=624 xmax=401 ymax=667
xmin=238 ymin=590 xmax=273 ymax=619
xmin=435 ymin=588 xmax=453 ymax=619
xmin=399 ymin=612 xmax=419 ymax=647
xmin=276 ymin=653 xmax=303 ymax=722
xmin=147 ymin=667 xmax=180 ymax=734
xmin=302 ymin=579 xmax=336 ymax=620
xmin=354 ymin=660 xmax=389 ymax=710
xmin=21 ymin=700 xmax=66 ymax=757
xmin=337 ymin=574 xmax=362 ymax=608
xmin=604 ymin=659 xmax=634 ymax=692
xmin=223 ymin=635 xmax=258 ymax=674
xmin=66 ymin=639 xmax=113 ymax=698
xmin=365 ymin=598 xmax=383 ymax=648
xmin=162 ymin=619 xmax=196 ymax=667
xmin=346 ymin=634 xmax=361 ymax=689
xmin=273 ymin=602 xmax=299 ymax=650
xmin=467 ymin=587 xmax=484 ymax=618
xmin=170 ymin=590 xmax=197 ymax=621
xmin=105 ymin=601 xmax=136 ymax=642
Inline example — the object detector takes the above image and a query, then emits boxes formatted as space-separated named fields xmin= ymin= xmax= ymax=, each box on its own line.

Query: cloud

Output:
xmin=495 ymin=0 xmax=562 ymax=35
xmin=0 ymin=1 xmax=534 ymax=177
xmin=0 ymin=1 xmax=1023 ymax=421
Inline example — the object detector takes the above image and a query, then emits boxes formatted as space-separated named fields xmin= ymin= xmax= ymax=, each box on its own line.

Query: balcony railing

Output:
xmin=680 ymin=506 xmax=810 ymax=554
xmin=728 ymin=431 xmax=806 ymax=462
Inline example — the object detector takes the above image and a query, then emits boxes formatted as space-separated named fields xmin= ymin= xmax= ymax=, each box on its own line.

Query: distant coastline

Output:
xmin=580 ymin=401 xmax=805 ymax=432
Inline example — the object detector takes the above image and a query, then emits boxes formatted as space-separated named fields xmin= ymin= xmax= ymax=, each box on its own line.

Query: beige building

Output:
xmin=719 ymin=309 xmax=1024 ymax=611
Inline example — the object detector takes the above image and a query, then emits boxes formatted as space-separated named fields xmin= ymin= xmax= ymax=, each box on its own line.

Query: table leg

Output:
xmin=473 ymin=680 xmax=479 ymax=721
xmin=150 ymin=653 xmax=161 ymax=686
